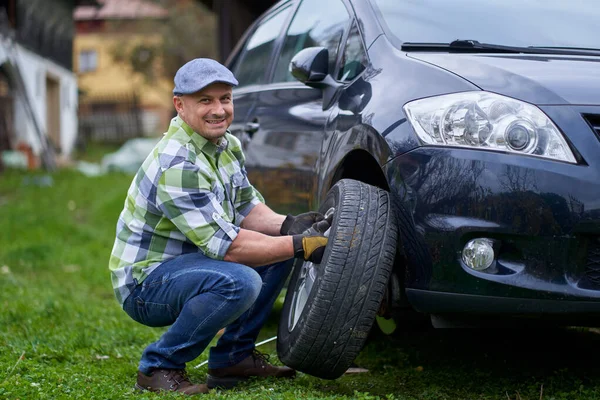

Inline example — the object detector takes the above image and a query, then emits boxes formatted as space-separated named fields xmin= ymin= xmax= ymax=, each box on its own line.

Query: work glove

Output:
xmin=301 ymin=212 xmax=333 ymax=236
xmin=292 ymin=234 xmax=328 ymax=264
xmin=280 ymin=211 xmax=324 ymax=236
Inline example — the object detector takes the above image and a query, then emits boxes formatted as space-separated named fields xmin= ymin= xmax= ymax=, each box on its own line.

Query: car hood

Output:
xmin=408 ymin=53 xmax=600 ymax=106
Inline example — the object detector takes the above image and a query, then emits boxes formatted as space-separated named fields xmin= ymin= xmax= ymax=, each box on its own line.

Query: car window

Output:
xmin=272 ymin=0 xmax=350 ymax=83
xmin=372 ymin=0 xmax=600 ymax=49
xmin=232 ymin=6 xmax=292 ymax=87
xmin=337 ymin=21 xmax=367 ymax=82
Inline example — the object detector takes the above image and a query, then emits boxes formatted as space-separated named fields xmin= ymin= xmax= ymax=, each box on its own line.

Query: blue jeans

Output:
xmin=122 ymin=252 xmax=293 ymax=374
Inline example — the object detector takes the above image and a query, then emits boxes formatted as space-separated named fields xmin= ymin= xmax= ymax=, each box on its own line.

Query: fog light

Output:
xmin=462 ymin=238 xmax=495 ymax=271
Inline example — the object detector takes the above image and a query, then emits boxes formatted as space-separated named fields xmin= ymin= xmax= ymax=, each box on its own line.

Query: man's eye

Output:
xmin=200 ymin=99 xmax=211 ymax=104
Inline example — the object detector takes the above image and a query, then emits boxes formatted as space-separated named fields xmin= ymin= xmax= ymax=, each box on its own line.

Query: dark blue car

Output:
xmin=226 ymin=0 xmax=600 ymax=379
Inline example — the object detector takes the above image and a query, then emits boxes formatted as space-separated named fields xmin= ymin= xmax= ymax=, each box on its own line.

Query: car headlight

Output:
xmin=403 ymin=92 xmax=576 ymax=163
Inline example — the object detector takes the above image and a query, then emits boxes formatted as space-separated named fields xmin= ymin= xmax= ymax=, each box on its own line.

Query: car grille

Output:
xmin=585 ymin=236 xmax=600 ymax=285
xmin=583 ymin=114 xmax=600 ymax=139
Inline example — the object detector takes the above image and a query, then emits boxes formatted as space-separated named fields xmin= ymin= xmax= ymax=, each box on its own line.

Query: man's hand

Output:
xmin=292 ymin=234 xmax=328 ymax=264
xmin=301 ymin=210 xmax=333 ymax=237
xmin=280 ymin=211 xmax=324 ymax=236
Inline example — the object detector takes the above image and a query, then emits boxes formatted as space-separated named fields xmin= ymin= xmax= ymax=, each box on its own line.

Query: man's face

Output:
xmin=173 ymin=83 xmax=234 ymax=143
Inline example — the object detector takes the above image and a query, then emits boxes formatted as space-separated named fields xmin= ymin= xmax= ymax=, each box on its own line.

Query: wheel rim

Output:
xmin=288 ymin=260 xmax=318 ymax=331
xmin=287 ymin=206 xmax=335 ymax=332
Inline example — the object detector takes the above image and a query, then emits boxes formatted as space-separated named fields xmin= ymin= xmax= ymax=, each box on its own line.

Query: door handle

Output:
xmin=244 ymin=121 xmax=260 ymax=135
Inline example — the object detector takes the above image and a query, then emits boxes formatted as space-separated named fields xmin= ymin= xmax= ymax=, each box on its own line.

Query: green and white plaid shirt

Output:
xmin=109 ymin=116 xmax=264 ymax=305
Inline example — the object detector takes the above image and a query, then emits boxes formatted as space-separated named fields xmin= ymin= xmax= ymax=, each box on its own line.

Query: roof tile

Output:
xmin=74 ymin=0 xmax=168 ymax=20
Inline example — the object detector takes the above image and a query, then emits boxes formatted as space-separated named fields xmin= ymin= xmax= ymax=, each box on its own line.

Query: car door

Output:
xmin=226 ymin=3 xmax=295 ymax=162
xmin=317 ymin=18 xmax=374 ymax=200
xmin=241 ymin=0 xmax=353 ymax=215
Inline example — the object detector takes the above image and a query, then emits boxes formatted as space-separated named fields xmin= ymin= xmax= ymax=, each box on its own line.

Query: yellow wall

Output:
xmin=74 ymin=31 xmax=174 ymax=130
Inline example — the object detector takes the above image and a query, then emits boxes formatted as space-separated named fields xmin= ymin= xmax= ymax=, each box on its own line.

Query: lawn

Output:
xmin=1 ymin=166 xmax=600 ymax=399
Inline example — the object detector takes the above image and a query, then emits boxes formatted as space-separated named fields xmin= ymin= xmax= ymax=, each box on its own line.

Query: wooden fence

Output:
xmin=77 ymin=92 xmax=143 ymax=146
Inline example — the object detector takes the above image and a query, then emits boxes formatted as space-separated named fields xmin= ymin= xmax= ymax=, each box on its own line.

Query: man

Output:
xmin=109 ymin=58 xmax=330 ymax=395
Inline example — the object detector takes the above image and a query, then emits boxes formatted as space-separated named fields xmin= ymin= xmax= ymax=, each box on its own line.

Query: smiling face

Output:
xmin=173 ymin=83 xmax=234 ymax=143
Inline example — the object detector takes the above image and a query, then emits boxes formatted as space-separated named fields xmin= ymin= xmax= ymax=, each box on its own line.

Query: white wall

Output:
xmin=0 ymin=38 xmax=79 ymax=157
xmin=0 ymin=40 xmax=5 ymax=67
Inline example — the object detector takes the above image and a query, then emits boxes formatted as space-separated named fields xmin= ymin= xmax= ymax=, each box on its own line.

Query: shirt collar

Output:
xmin=171 ymin=116 xmax=229 ymax=159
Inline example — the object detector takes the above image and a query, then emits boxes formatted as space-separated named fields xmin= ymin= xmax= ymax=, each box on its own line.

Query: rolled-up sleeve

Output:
xmin=156 ymin=161 xmax=239 ymax=260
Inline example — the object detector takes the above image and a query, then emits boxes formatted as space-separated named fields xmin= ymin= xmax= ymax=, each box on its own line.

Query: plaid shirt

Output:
xmin=109 ymin=116 xmax=264 ymax=305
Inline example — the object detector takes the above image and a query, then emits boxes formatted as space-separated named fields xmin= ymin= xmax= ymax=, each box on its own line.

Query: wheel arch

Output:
xmin=328 ymin=149 xmax=410 ymax=281
xmin=326 ymin=150 xmax=422 ymax=313
xmin=329 ymin=149 xmax=389 ymax=192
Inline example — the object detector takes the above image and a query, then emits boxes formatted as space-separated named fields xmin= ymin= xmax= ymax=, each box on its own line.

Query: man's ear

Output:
xmin=173 ymin=96 xmax=184 ymax=114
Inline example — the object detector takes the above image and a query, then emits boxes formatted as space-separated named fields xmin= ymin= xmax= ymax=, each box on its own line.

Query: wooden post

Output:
xmin=216 ymin=0 xmax=232 ymax=63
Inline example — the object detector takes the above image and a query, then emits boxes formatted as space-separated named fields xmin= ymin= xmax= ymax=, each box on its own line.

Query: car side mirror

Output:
xmin=290 ymin=46 xmax=343 ymax=110
xmin=290 ymin=47 xmax=328 ymax=83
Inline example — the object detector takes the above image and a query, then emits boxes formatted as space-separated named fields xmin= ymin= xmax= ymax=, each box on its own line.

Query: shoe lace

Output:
xmin=164 ymin=369 xmax=190 ymax=388
xmin=251 ymin=349 xmax=271 ymax=367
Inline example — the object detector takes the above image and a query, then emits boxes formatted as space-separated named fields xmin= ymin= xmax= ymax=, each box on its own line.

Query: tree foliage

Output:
xmin=110 ymin=0 xmax=217 ymax=82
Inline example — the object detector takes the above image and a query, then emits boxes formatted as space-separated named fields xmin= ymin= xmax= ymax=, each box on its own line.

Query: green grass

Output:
xmin=1 ymin=167 xmax=600 ymax=399
xmin=73 ymin=141 xmax=122 ymax=163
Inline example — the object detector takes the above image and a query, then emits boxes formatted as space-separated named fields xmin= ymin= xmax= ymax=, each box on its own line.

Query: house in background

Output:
xmin=74 ymin=0 xmax=216 ymax=143
xmin=0 ymin=0 xmax=92 ymax=170
xmin=74 ymin=0 xmax=167 ymax=143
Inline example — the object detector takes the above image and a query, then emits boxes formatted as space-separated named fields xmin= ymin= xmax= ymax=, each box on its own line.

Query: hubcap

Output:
xmin=288 ymin=260 xmax=318 ymax=331
xmin=288 ymin=207 xmax=336 ymax=332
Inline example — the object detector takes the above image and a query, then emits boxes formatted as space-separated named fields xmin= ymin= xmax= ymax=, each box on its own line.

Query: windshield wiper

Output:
xmin=529 ymin=46 xmax=600 ymax=55
xmin=401 ymin=40 xmax=600 ymax=56
xmin=402 ymin=40 xmax=520 ymax=53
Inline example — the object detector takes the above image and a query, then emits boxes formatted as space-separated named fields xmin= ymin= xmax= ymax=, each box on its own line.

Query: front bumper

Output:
xmin=406 ymin=289 xmax=600 ymax=318
xmin=384 ymin=106 xmax=600 ymax=312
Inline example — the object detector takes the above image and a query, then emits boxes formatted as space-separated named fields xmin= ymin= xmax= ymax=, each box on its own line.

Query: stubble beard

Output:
xmin=199 ymin=122 xmax=229 ymax=143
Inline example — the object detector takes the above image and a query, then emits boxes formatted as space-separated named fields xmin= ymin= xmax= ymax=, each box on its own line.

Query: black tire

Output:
xmin=277 ymin=179 xmax=398 ymax=379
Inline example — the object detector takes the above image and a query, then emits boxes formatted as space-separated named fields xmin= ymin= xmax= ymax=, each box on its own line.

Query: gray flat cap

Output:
xmin=173 ymin=58 xmax=238 ymax=95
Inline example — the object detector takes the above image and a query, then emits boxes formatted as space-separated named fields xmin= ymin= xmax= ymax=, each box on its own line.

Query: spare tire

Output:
xmin=277 ymin=179 xmax=398 ymax=379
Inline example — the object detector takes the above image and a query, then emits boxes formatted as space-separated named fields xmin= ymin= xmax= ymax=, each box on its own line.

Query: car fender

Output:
xmin=317 ymin=121 xmax=388 ymax=198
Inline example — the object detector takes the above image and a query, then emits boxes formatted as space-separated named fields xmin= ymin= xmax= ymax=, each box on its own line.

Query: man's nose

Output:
xmin=211 ymin=102 xmax=226 ymax=115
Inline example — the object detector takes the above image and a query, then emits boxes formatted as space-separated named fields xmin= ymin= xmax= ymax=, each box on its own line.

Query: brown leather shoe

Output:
xmin=135 ymin=369 xmax=209 ymax=395
xmin=207 ymin=350 xmax=296 ymax=389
